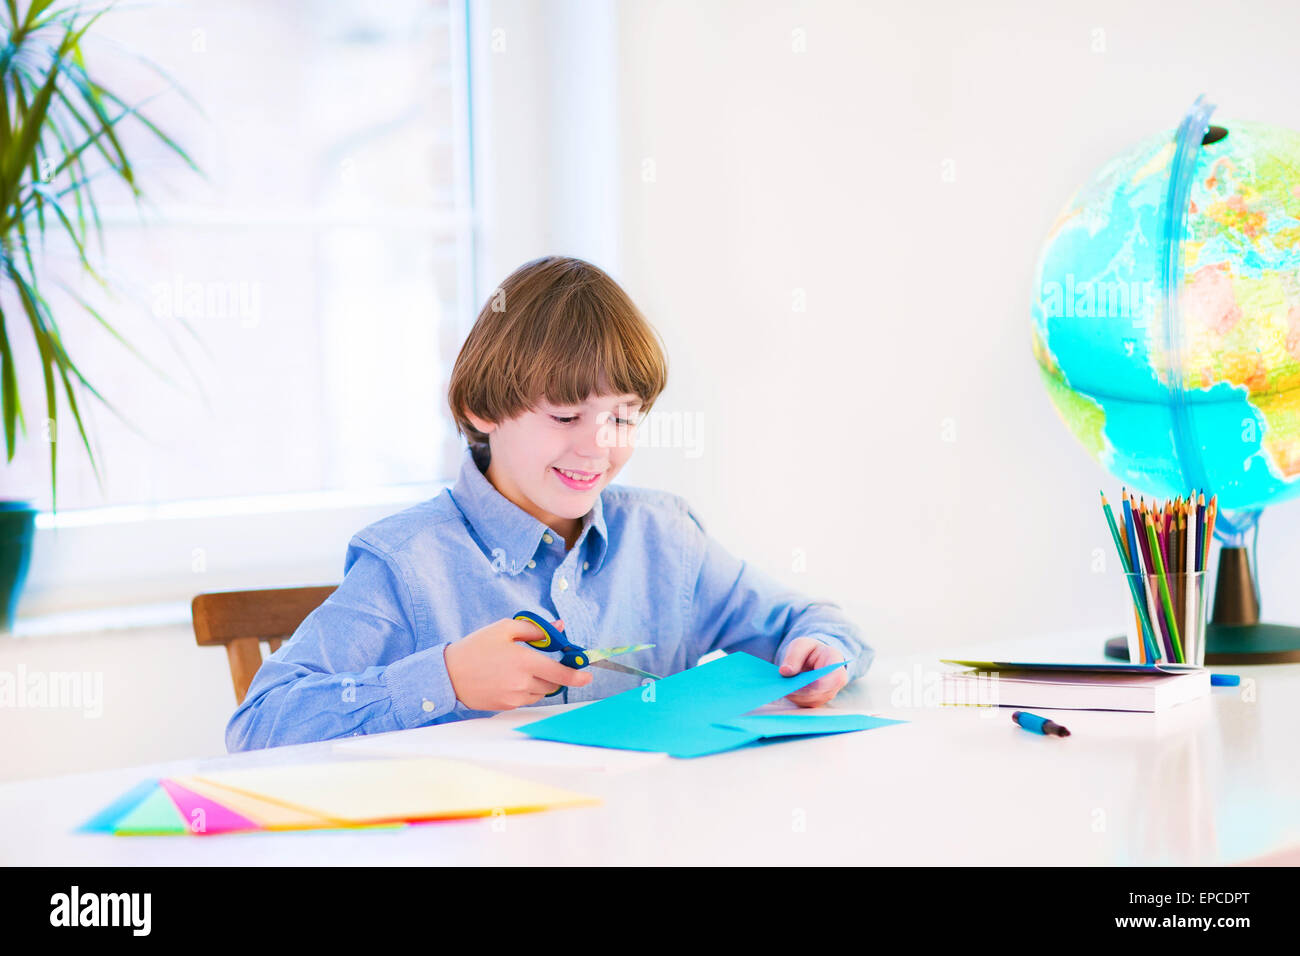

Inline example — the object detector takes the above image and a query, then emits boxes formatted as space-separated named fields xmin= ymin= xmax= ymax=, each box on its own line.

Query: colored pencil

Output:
xmin=1174 ymin=503 xmax=1185 ymax=637
xmin=1156 ymin=505 xmax=1169 ymax=576
xmin=1170 ymin=502 xmax=1177 ymax=570
xmin=1100 ymin=492 xmax=1126 ymax=567
xmin=1184 ymin=500 xmax=1198 ymax=664
xmin=1180 ymin=500 xmax=1190 ymax=655
xmin=1115 ymin=492 xmax=1131 ymax=567
xmin=1205 ymin=495 xmax=1217 ymax=559
xmin=1135 ymin=502 xmax=1171 ymax=661
xmin=1145 ymin=513 xmax=1185 ymax=663
xmin=1102 ymin=492 xmax=1158 ymax=664
xmin=1122 ymin=490 xmax=1159 ymax=664
xmin=1195 ymin=492 xmax=1206 ymax=572
xmin=1121 ymin=491 xmax=1139 ymax=658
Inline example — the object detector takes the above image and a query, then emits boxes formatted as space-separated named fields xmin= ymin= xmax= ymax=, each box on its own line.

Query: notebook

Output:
xmin=940 ymin=665 xmax=1211 ymax=712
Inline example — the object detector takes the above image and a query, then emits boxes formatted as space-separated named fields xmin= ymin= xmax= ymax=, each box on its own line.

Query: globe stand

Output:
xmin=1104 ymin=546 xmax=1300 ymax=664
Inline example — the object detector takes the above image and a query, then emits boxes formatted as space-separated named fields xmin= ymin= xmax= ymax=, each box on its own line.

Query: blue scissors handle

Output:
xmin=514 ymin=611 xmax=589 ymax=696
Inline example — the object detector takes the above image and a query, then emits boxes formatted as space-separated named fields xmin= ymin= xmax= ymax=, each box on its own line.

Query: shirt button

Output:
xmin=527 ymin=559 xmax=536 ymax=569
xmin=421 ymin=699 xmax=435 ymax=713
xmin=583 ymin=561 xmax=589 ymax=570
xmin=543 ymin=533 xmax=554 ymax=544
xmin=558 ymin=577 xmax=569 ymax=591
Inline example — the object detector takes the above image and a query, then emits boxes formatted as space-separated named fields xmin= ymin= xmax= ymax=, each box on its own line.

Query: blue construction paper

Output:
xmin=515 ymin=652 xmax=849 ymax=757
xmin=76 ymin=778 xmax=160 ymax=834
xmin=638 ymin=722 xmax=763 ymax=758
xmin=715 ymin=714 xmax=906 ymax=737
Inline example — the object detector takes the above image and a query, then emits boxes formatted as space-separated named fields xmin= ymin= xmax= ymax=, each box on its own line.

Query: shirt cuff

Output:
xmin=382 ymin=642 xmax=457 ymax=728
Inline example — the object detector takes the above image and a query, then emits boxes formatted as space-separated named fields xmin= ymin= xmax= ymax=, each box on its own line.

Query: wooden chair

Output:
xmin=192 ymin=585 xmax=337 ymax=705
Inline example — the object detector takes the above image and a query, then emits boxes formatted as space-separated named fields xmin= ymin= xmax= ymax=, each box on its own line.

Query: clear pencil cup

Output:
xmin=1123 ymin=570 xmax=1207 ymax=667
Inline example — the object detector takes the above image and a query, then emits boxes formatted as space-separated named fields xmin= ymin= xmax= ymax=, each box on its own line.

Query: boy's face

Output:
xmin=468 ymin=392 xmax=642 ymax=539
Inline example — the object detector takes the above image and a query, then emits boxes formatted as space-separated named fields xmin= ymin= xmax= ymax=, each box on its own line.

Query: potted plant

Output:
xmin=0 ymin=1 xmax=196 ymax=629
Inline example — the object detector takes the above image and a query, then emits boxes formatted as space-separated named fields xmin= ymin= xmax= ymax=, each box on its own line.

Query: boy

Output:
xmin=226 ymin=256 xmax=871 ymax=751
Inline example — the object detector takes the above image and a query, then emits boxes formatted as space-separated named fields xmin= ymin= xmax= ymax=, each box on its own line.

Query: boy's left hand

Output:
xmin=779 ymin=637 xmax=848 ymax=707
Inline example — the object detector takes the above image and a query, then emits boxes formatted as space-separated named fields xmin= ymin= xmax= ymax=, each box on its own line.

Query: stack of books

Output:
xmin=939 ymin=660 xmax=1210 ymax=713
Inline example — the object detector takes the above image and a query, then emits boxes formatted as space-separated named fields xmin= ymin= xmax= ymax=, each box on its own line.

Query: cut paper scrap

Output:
xmin=77 ymin=778 xmax=159 ymax=834
xmin=515 ymin=651 xmax=852 ymax=757
xmin=159 ymin=779 xmax=260 ymax=836
xmin=714 ymin=714 xmax=907 ymax=738
xmin=190 ymin=756 xmax=600 ymax=826
xmin=113 ymin=782 xmax=189 ymax=836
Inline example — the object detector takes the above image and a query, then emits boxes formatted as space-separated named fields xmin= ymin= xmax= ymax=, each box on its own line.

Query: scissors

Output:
xmin=513 ymin=610 xmax=662 ymax=697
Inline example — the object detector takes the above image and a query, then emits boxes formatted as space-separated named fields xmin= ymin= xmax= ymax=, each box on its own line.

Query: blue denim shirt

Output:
xmin=225 ymin=444 xmax=873 ymax=751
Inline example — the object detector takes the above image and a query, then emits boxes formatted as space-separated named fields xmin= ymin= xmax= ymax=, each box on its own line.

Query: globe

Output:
xmin=1031 ymin=98 xmax=1300 ymax=538
xmin=1031 ymin=96 xmax=1300 ymax=663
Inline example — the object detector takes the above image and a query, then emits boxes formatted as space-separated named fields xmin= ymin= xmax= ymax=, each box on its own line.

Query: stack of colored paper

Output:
xmin=77 ymin=757 xmax=600 ymax=837
xmin=516 ymin=651 xmax=906 ymax=757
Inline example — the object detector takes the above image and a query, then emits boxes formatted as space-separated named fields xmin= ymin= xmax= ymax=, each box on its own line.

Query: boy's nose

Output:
xmin=570 ymin=445 xmax=609 ymax=466
xmin=575 ymin=424 xmax=611 ymax=458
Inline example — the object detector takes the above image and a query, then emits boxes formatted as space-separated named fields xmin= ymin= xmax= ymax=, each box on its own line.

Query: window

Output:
xmin=2 ymin=1 xmax=476 ymax=618
xmin=1 ymin=0 xmax=475 ymax=513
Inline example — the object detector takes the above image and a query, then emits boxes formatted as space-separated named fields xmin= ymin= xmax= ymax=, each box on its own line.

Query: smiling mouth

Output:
xmin=553 ymin=467 xmax=602 ymax=488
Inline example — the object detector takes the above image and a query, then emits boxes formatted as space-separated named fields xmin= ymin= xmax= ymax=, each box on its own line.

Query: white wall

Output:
xmin=1 ymin=624 xmax=235 ymax=784
xmin=603 ymin=0 xmax=1300 ymax=654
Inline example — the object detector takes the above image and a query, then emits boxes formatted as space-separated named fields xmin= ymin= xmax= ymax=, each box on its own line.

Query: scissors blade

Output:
xmin=583 ymin=643 xmax=659 ymax=679
xmin=591 ymin=659 xmax=663 ymax=680
xmin=584 ymin=642 xmax=654 ymax=661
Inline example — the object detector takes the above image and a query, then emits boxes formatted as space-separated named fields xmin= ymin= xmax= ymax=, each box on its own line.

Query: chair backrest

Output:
xmin=192 ymin=585 xmax=337 ymax=705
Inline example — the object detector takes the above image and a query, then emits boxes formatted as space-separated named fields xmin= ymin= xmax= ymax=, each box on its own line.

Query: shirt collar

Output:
xmin=448 ymin=444 xmax=609 ymax=575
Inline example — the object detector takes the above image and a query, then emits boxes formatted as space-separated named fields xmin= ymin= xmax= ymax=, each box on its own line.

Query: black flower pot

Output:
xmin=0 ymin=501 xmax=37 ymax=632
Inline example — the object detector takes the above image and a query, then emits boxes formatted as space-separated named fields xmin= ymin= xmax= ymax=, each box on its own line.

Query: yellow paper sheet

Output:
xmin=171 ymin=775 xmax=342 ymax=830
xmin=190 ymin=757 xmax=599 ymax=825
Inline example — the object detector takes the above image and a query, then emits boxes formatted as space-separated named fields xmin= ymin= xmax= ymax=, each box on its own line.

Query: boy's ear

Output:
xmin=465 ymin=411 xmax=497 ymax=436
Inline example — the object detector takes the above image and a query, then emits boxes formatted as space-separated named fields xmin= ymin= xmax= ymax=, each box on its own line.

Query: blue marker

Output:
xmin=1012 ymin=710 xmax=1071 ymax=737
xmin=1210 ymin=673 xmax=1240 ymax=687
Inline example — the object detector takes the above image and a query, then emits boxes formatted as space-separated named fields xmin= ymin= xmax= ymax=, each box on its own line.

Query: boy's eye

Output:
xmin=549 ymin=414 xmax=637 ymax=425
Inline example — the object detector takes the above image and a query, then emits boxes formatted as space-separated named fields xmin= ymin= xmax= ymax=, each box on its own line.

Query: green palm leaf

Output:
xmin=0 ymin=1 xmax=199 ymax=511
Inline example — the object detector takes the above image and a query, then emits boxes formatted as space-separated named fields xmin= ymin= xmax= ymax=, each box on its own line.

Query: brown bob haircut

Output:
xmin=448 ymin=256 xmax=668 ymax=447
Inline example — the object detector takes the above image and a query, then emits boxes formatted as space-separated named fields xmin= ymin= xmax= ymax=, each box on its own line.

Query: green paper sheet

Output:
xmin=113 ymin=782 xmax=189 ymax=835
xmin=516 ymin=651 xmax=850 ymax=757
xmin=77 ymin=778 xmax=160 ymax=834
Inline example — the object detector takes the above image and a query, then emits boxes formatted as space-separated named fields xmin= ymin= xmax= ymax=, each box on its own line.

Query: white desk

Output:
xmin=3 ymin=631 xmax=1298 ymax=865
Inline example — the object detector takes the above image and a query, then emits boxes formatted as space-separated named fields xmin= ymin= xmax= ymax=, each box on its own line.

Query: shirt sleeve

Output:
xmin=684 ymin=506 xmax=873 ymax=682
xmin=224 ymin=536 xmax=460 ymax=751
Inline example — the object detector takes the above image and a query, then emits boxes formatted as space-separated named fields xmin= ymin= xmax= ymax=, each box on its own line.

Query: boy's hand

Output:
xmin=445 ymin=617 xmax=593 ymax=711
xmin=778 ymin=637 xmax=848 ymax=707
